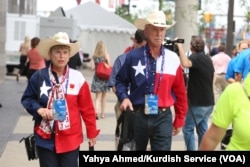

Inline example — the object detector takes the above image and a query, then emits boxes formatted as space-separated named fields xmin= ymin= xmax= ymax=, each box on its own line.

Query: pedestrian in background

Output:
xmin=230 ymin=45 xmax=237 ymax=58
xmin=233 ymin=42 xmax=250 ymax=82
xmin=123 ymin=29 xmax=147 ymax=54
xmin=177 ymin=36 xmax=214 ymax=151
xmin=26 ymin=37 xmax=46 ymax=80
xmin=225 ymin=40 xmax=248 ymax=83
xmin=68 ymin=40 xmax=83 ymax=69
xmin=108 ymin=29 xmax=147 ymax=149
xmin=108 ymin=29 xmax=147 ymax=120
xmin=209 ymin=40 xmax=221 ymax=56
xmin=21 ymin=32 xmax=99 ymax=167
xmin=90 ymin=40 xmax=111 ymax=119
xmin=211 ymin=44 xmax=231 ymax=101
xmin=199 ymin=72 xmax=250 ymax=150
xmin=115 ymin=10 xmax=188 ymax=151
xmin=17 ymin=36 xmax=31 ymax=81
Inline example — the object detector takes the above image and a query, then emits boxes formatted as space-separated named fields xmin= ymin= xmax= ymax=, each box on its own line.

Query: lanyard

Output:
xmin=143 ymin=46 xmax=165 ymax=94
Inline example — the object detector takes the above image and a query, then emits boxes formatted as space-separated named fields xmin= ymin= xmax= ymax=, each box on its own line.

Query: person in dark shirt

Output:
xmin=68 ymin=40 xmax=82 ymax=69
xmin=177 ymin=36 xmax=215 ymax=150
xmin=108 ymin=29 xmax=147 ymax=120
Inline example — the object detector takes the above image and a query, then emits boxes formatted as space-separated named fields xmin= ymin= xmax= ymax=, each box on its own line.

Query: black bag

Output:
xmin=19 ymin=134 xmax=38 ymax=160
xmin=116 ymin=108 xmax=136 ymax=151
xmin=221 ymin=129 xmax=233 ymax=150
xmin=19 ymin=70 xmax=41 ymax=160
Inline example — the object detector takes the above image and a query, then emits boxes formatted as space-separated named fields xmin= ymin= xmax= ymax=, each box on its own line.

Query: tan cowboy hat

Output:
xmin=37 ymin=32 xmax=80 ymax=60
xmin=134 ymin=11 xmax=176 ymax=30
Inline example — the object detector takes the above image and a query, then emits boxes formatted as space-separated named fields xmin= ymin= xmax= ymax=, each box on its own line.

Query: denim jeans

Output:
xmin=182 ymin=105 xmax=214 ymax=150
xmin=134 ymin=108 xmax=172 ymax=151
xmin=37 ymin=146 xmax=79 ymax=167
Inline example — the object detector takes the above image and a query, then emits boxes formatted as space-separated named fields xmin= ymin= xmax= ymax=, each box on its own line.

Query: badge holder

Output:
xmin=53 ymin=99 xmax=67 ymax=121
xmin=144 ymin=94 xmax=158 ymax=115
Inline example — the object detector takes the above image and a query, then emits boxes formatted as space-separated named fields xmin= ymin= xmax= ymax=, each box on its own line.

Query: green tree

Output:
xmin=246 ymin=9 xmax=250 ymax=31
xmin=115 ymin=6 xmax=135 ymax=23
xmin=115 ymin=0 xmax=172 ymax=24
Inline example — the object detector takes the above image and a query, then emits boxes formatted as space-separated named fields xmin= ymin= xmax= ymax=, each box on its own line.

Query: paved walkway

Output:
xmin=0 ymin=68 xmax=217 ymax=167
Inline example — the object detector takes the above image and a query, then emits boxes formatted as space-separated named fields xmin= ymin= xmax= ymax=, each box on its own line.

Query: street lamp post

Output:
xmin=226 ymin=0 xmax=234 ymax=56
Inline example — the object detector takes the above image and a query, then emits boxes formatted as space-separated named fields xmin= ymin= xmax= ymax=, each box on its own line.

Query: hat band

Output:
xmin=152 ymin=22 xmax=166 ymax=25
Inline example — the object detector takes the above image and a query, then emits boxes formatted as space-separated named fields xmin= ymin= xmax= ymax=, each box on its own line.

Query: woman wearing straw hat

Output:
xmin=115 ymin=11 xmax=188 ymax=151
xmin=21 ymin=32 xmax=99 ymax=167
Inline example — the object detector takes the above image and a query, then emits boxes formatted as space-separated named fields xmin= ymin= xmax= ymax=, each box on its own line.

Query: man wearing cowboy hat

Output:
xmin=115 ymin=11 xmax=188 ymax=151
xmin=21 ymin=32 xmax=99 ymax=166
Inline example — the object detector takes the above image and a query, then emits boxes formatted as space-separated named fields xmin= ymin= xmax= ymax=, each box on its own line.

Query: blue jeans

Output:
xmin=37 ymin=146 xmax=79 ymax=167
xmin=182 ymin=105 xmax=214 ymax=150
xmin=134 ymin=108 xmax=172 ymax=151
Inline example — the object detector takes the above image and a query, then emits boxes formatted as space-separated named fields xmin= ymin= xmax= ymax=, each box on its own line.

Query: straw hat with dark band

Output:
xmin=37 ymin=32 xmax=80 ymax=60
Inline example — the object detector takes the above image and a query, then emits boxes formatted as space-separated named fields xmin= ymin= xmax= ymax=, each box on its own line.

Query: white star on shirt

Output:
xmin=132 ymin=60 xmax=146 ymax=76
xmin=40 ymin=81 xmax=51 ymax=97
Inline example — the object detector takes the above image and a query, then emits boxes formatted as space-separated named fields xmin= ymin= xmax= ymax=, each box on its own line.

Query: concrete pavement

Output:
xmin=0 ymin=68 xmax=217 ymax=167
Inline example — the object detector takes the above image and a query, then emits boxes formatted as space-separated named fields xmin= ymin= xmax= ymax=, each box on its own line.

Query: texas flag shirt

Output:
xmin=115 ymin=44 xmax=188 ymax=127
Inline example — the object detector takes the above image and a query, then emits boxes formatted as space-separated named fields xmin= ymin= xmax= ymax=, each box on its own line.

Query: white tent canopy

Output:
xmin=66 ymin=1 xmax=136 ymax=64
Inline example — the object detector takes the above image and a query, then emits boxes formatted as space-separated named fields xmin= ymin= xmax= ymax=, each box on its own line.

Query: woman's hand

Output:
xmin=37 ymin=108 xmax=53 ymax=120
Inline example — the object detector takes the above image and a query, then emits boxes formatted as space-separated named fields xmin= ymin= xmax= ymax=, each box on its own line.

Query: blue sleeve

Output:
xmin=115 ymin=55 xmax=131 ymax=102
xmin=225 ymin=59 xmax=234 ymax=80
xmin=234 ymin=52 xmax=245 ymax=74
xmin=21 ymin=71 xmax=45 ymax=120
xmin=107 ymin=54 xmax=125 ymax=87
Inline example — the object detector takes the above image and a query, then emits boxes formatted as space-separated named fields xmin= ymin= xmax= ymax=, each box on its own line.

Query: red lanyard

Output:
xmin=47 ymin=66 xmax=69 ymax=109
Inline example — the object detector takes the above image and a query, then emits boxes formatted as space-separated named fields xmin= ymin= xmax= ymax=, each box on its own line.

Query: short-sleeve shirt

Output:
xmin=188 ymin=52 xmax=214 ymax=106
xmin=212 ymin=73 xmax=250 ymax=150
xmin=225 ymin=57 xmax=237 ymax=80
xmin=233 ymin=48 xmax=250 ymax=80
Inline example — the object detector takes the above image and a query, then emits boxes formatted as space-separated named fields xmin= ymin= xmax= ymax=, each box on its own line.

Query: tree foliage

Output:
xmin=115 ymin=0 xmax=250 ymax=33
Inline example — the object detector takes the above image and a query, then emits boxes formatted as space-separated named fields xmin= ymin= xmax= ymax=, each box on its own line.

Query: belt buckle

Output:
xmin=159 ymin=107 xmax=167 ymax=113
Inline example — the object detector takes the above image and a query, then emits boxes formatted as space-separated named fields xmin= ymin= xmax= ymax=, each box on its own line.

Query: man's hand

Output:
xmin=172 ymin=126 xmax=182 ymax=136
xmin=112 ymin=86 xmax=116 ymax=93
xmin=120 ymin=98 xmax=133 ymax=111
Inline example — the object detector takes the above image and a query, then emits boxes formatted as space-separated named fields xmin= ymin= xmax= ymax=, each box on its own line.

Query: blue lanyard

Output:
xmin=143 ymin=46 xmax=165 ymax=94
